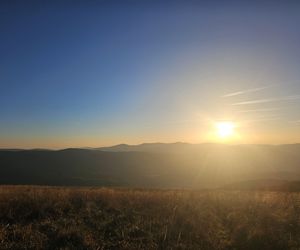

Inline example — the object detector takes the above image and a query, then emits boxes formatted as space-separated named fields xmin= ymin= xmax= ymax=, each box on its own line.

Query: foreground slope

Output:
xmin=0 ymin=186 xmax=300 ymax=250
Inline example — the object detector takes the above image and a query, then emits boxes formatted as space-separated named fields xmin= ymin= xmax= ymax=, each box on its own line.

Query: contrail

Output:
xmin=223 ymin=85 xmax=272 ymax=97
xmin=231 ymin=95 xmax=300 ymax=105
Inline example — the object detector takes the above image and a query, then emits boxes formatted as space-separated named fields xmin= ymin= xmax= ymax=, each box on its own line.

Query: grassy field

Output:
xmin=0 ymin=186 xmax=300 ymax=249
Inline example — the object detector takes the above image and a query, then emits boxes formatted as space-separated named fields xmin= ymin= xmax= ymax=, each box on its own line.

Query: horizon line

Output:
xmin=1 ymin=141 xmax=300 ymax=151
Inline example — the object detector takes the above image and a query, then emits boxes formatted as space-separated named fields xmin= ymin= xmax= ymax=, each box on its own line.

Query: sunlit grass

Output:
xmin=0 ymin=186 xmax=299 ymax=249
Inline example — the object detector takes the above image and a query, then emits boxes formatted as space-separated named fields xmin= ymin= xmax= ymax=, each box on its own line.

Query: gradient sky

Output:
xmin=1 ymin=1 xmax=300 ymax=148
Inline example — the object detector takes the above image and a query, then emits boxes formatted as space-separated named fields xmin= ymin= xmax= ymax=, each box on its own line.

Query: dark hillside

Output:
xmin=1 ymin=143 xmax=300 ymax=187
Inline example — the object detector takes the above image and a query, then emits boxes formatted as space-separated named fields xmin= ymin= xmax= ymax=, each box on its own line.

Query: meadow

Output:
xmin=0 ymin=186 xmax=300 ymax=250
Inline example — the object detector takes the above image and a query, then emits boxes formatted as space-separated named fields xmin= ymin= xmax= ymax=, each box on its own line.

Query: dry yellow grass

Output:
xmin=0 ymin=186 xmax=299 ymax=249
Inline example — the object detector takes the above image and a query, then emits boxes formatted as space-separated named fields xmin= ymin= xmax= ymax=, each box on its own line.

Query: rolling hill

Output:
xmin=0 ymin=143 xmax=300 ymax=188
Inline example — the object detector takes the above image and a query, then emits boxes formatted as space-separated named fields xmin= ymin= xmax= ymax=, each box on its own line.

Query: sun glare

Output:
xmin=215 ymin=121 xmax=235 ymax=138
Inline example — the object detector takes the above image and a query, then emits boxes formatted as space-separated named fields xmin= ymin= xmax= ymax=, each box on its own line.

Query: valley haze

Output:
xmin=1 ymin=142 xmax=300 ymax=190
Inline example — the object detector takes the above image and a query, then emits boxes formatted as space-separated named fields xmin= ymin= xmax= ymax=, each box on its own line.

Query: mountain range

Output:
xmin=1 ymin=142 xmax=300 ymax=189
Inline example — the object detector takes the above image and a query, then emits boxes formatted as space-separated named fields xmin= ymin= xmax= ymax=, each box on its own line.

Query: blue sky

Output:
xmin=1 ymin=1 xmax=300 ymax=148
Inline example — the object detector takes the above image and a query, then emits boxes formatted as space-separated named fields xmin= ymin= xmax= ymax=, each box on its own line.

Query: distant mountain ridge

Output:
xmin=98 ymin=142 xmax=300 ymax=152
xmin=98 ymin=142 xmax=192 ymax=152
xmin=1 ymin=143 xmax=300 ymax=188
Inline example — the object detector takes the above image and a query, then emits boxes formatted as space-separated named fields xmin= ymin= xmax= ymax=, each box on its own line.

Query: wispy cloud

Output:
xmin=223 ymin=85 xmax=272 ymax=97
xmin=240 ymin=117 xmax=281 ymax=124
xmin=288 ymin=120 xmax=300 ymax=124
xmin=237 ymin=108 xmax=281 ymax=113
xmin=231 ymin=95 xmax=300 ymax=105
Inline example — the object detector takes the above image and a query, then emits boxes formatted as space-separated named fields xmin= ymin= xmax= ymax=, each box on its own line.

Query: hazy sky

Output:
xmin=1 ymin=1 xmax=300 ymax=148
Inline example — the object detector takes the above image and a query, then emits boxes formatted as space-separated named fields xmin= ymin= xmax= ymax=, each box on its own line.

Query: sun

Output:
xmin=215 ymin=121 xmax=235 ymax=138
